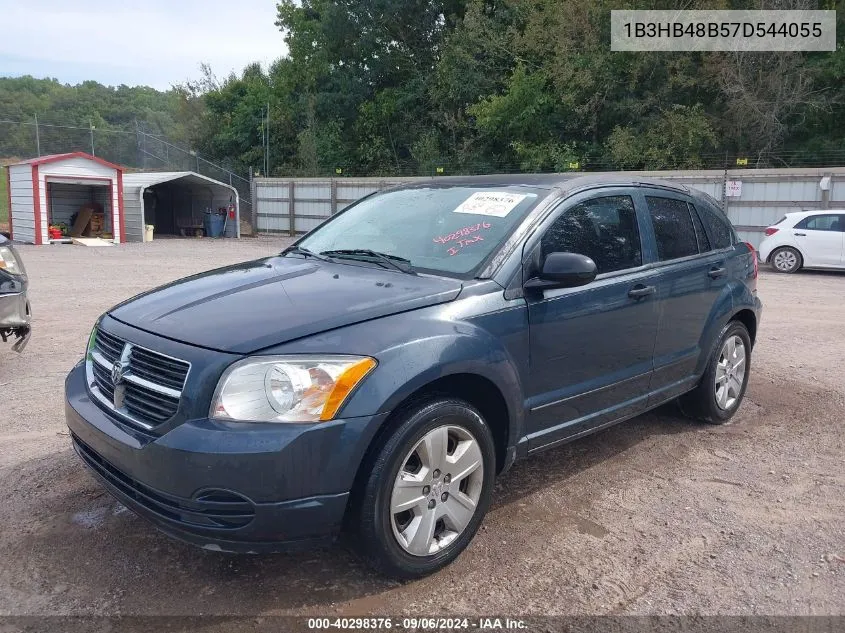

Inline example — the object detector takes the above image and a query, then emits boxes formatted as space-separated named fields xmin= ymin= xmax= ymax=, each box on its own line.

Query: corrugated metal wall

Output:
xmin=122 ymin=187 xmax=144 ymax=242
xmin=8 ymin=164 xmax=35 ymax=244
xmin=253 ymin=168 xmax=845 ymax=248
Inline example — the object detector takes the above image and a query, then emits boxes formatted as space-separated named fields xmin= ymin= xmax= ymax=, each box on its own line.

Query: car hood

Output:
xmin=109 ymin=256 xmax=463 ymax=353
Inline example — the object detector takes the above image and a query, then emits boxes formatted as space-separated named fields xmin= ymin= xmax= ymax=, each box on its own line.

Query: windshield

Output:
xmin=296 ymin=186 xmax=545 ymax=276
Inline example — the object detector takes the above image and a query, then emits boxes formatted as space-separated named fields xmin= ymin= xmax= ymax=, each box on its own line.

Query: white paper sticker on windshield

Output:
xmin=453 ymin=191 xmax=531 ymax=218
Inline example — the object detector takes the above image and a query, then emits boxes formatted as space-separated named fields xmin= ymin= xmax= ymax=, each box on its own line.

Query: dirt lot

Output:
xmin=1 ymin=238 xmax=843 ymax=618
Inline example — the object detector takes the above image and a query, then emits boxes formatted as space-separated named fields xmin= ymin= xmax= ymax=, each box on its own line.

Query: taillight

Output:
xmin=745 ymin=241 xmax=758 ymax=284
xmin=764 ymin=227 xmax=779 ymax=236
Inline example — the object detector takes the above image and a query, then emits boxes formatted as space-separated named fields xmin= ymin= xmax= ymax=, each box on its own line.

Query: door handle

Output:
xmin=708 ymin=266 xmax=727 ymax=279
xmin=628 ymin=285 xmax=656 ymax=299
xmin=794 ymin=232 xmax=806 ymax=236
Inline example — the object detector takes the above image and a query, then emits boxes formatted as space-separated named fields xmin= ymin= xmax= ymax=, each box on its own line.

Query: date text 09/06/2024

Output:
xmin=307 ymin=617 xmax=527 ymax=630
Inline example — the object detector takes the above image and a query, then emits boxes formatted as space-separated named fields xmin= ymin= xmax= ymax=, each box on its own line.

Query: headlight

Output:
xmin=210 ymin=355 xmax=377 ymax=423
xmin=0 ymin=245 xmax=26 ymax=277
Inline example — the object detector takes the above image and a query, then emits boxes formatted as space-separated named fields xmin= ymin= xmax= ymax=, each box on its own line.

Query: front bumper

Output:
xmin=65 ymin=362 xmax=388 ymax=553
xmin=0 ymin=290 xmax=31 ymax=352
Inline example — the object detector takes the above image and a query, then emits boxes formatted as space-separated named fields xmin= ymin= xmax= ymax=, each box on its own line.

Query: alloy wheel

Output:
xmin=714 ymin=335 xmax=746 ymax=410
xmin=390 ymin=425 xmax=484 ymax=556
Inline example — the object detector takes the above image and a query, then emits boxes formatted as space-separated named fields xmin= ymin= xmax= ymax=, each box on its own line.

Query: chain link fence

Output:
xmin=0 ymin=119 xmax=253 ymax=230
xmin=6 ymin=114 xmax=845 ymax=235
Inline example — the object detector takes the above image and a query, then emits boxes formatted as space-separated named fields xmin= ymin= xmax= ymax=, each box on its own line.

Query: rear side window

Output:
xmin=698 ymin=203 xmax=734 ymax=249
xmin=688 ymin=204 xmax=711 ymax=252
xmin=542 ymin=195 xmax=642 ymax=274
xmin=796 ymin=214 xmax=842 ymax=231
xmin=645 ymin=196 xmax=699 ymax=261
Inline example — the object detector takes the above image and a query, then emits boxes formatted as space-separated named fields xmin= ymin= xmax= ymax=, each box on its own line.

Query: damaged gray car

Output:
xmin=0 ymin=234 xmax=31 ymax=352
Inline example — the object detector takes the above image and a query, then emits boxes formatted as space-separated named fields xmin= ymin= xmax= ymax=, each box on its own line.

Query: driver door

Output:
xmin=524 ymin=189 xmax=660 ymax=451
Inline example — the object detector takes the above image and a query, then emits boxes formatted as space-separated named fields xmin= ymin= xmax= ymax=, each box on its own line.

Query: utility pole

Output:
xmin=34 ymin=113 xmax=41 ymax=157
xmin=265 ymin=102 xmax=271 ymax=177
xmin=259 ymin=118 xmax=265 ymax=176
xmin=90 ymin=120 xmax=95 ymax=156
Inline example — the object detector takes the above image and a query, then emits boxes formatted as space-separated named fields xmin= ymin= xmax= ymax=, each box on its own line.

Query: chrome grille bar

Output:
xmin=85 ymin=328 xmax=191 ymax=430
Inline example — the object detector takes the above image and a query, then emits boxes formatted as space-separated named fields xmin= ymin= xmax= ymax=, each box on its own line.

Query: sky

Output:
xmin=0 ymin=0 xmax=288 ymax=90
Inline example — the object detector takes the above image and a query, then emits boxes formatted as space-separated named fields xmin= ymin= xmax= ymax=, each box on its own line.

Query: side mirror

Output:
xmin=524 ymin=252 xmax=597 ymax=291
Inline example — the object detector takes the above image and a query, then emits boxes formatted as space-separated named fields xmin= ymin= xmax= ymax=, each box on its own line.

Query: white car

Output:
xmin=758 ymin=210 xmax=845 ymax=273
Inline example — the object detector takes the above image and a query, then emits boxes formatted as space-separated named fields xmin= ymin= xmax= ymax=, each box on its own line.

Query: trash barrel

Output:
xmin=144 ymin=224 xmax=155 ymax=242
xmin=204 ymin=213 xmax=225 ymax=238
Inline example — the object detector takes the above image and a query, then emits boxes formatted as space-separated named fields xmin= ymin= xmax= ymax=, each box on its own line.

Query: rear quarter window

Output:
xmin=697 ymin=201 xmax=734 ymax=249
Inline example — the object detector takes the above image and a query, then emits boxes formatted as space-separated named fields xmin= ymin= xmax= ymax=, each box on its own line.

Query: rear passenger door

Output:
xmin=642 ymin=190 xmax=726 ymax=403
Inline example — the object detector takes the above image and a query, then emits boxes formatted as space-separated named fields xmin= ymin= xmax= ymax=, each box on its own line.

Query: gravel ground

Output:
xmin=0 ymin=238 xmax=843 ymax=618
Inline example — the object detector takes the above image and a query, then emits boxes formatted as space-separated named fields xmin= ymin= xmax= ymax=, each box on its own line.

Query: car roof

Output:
xmin=786 ymin=209 xmax=845 ymax=216
xmin=390 ymin=173 xmax=690 ymax=195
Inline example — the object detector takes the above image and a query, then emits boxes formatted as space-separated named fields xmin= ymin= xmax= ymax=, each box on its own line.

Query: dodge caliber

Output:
xmin=65 ymin=175 xmax=762 ymax=578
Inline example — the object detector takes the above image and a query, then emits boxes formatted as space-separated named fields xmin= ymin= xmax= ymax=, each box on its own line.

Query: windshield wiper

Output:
xmin=282 ymin=246 xmax=332 ymax=262
xmin=320 ymin=249 xmax=414 ymax=274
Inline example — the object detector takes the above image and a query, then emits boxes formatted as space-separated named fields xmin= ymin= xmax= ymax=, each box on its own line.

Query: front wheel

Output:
xmin=354 ymin=397 xmax=496 ymax=579
xmin=679 ymin=321 xmax=752 ymax=424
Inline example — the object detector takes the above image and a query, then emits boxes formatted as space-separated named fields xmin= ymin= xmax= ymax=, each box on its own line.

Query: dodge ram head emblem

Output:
xmin=111 ymin=345 xmax=132 ymax=409
xmin=111 ymin=359 xmax=127 ymax=385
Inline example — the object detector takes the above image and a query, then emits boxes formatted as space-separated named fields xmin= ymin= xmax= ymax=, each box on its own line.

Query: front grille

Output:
xmin=72 ymin=434 xmax=255 ymax=530
xmin=87 ymin=327 xmax=190 ymax=430
xmin=95 ymin=328 xmax=125 ymax=363
xmin=91 ymin=361 xmax=115 ymax=400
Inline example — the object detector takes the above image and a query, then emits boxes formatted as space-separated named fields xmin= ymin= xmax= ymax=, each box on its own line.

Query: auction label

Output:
xmin=453 ymin=192 xmax=531 ymax=218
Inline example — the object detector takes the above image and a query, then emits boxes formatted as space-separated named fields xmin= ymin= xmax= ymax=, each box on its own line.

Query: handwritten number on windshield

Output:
xmin=446 ymin=234 xmax=484 ymax=256
xmin=433 ymin=222 xmax=492 ymax=245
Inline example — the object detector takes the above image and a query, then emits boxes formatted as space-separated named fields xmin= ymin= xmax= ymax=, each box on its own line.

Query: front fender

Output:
xmin=340 ymin=323 xmax=526 ymax=449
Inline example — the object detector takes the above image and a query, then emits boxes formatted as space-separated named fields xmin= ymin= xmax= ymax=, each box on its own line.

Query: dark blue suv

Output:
xmin=65 ymin=175 xmax=761 ymax=579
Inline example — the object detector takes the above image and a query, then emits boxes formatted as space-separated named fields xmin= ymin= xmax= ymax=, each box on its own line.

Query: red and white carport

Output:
xmin=6 ymin=152 xmax=125 ymax=244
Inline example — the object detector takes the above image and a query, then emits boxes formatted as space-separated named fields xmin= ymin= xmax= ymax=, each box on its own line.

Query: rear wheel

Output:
xmin=354 ymin=397 xmax=495 ymax=579
xmin=679 ymin=321 xmax=752 ymax=424
xmin=770 ymin=247 xmax=802 ymax=273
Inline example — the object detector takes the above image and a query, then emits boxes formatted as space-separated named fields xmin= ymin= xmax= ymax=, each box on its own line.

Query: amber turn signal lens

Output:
xmin=319 ymin=357 xmax=377 ymax=421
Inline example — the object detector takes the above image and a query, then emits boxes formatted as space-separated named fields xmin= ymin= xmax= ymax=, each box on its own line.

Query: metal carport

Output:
xmin=121 ymin=172 xmax=240 ymax=242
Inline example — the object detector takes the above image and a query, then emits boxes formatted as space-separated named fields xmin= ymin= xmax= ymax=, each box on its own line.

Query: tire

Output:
xmin=354 ymin=397 xmax=496 ymax=579
xmin=770 ymin=246 xmax=802 ymax=273
xmin=679 ymin=321 xmax=752 ymax=425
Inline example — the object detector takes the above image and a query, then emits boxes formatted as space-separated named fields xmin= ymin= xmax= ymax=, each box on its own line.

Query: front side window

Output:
xmin=796 ymin=214 xmax=842 ymax=231
xmin=541 ymin=195 xmax=642 ymax=274
xmin=646 ymin=196 xmax=699 ymax=261
xmin=296 ymin=186 xmax=545 ymax=276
